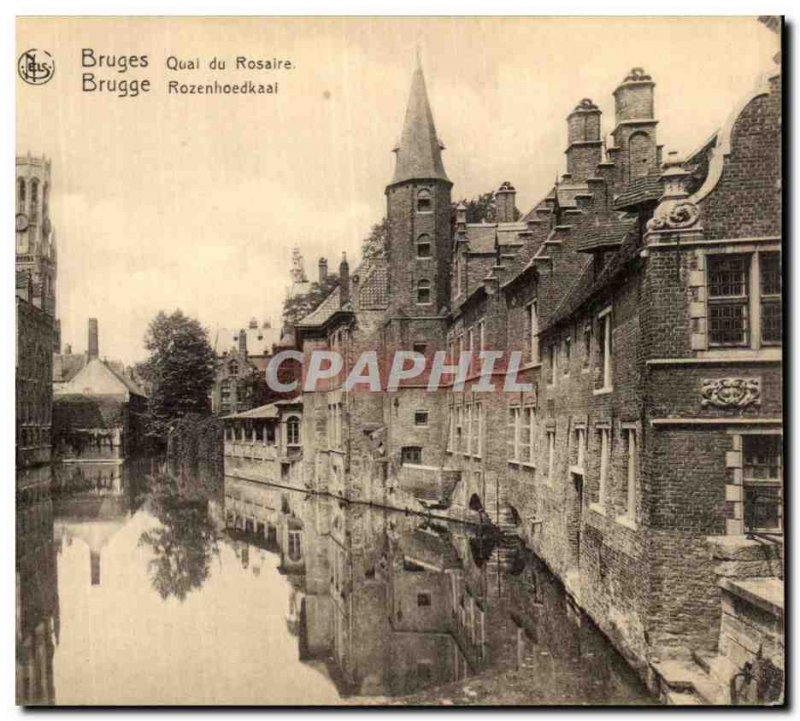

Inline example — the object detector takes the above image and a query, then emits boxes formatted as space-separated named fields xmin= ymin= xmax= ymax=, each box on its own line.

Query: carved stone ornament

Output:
xmin=701 ymin=378 xmax=761 ymax=408
xmin=646 ymin=200 xmax=700 ymax=232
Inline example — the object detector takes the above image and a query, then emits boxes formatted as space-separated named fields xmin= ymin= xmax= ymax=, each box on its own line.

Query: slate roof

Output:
xmin=296 ymin=286 xmax=343 ymax=328
xmin=576 ymin=212 xmax=636 ymax=253
xmin=544 ymin=232 xmax=643 ymax=332
xmin=463 ymin=224 xmax=497 ymax=253
xmin=390 ymin=60 xmax=450 ymax=186
xmin=613 ymin=172 xmax=662 ymax=209
xmin=53 ymin=354 xmax=88 ymax=384
xmin=222 ymin=402 xmax=280 ymax=421
xmin=103 ymin=361 xmax=147 ymax=397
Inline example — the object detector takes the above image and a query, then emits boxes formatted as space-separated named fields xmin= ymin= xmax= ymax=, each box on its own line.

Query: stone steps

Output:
xmin=651 ymin=657 xmax=729 ymax=706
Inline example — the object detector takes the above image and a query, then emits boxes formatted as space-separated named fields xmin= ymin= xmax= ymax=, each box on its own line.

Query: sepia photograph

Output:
xmin=14 ymin=14 xmax=784 ymax=707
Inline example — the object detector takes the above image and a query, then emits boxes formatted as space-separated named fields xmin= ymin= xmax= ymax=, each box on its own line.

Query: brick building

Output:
xmin=284 ymin=28 xmax=782 ymax=702
xmin=16 ymin=153 xmax=58 ymax=480
xmin=52 ymin=319 xmax=147 ymax=461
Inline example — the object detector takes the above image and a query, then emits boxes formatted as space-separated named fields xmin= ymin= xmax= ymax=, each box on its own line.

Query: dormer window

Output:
xmin=416 ymin=234 xmax=432 ymax=258
xmin=416 ymin=189 xmax=432 ymax=214
xmin=416 ymin=279 xmax=432 ymax=305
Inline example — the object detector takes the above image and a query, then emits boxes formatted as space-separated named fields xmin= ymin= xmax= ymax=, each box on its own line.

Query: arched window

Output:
xmin=416 ymin=188 xmax=432 ymax=214
xmin=29 ymin=179 xmax=39 ymax=216
xmin=416 ymin=234 xmax=432 ymax=258
xmin=628 ymin=131 xmax=654 ymax=180
xmin=42 ymin=183 xmax=49 ymax=217
xmin=17 ymin=178 xmax=25 ymax=212
xmin=287 ymin=530 xmax=302 ymax=561
xmin=286 ymin=415 xmax=301 ymax=447
xmin=228 ymin=360 xmax=239 ymax=375
xmin=416 ymin=279 xmax=432 ymax=305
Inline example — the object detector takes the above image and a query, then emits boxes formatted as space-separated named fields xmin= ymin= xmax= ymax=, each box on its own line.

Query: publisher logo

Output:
xmin=18 ymin=49 xmax=55 ymax=86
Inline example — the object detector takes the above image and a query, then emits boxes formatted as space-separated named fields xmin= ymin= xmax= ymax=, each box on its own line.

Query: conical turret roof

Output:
xmin=390 ymin=58 xmax=450 ymax=186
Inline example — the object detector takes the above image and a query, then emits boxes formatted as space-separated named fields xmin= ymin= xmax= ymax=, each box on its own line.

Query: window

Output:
xmin=706 ymin=252 xmax=783 ymax=349
xmin=563 ymin=336 xmax=571 ymax=375
xmin=447 ymin=405 xmax=455 ymax=452
xmin=708 ymin=255 xmax=749 ymax=346
xmin=466 ymin=327 xmax=475 ymax=353
xmin=546 ymin=429 xmax=556 ymax=482
xmin=29 ymin=178 xmax=39 ymax=216
xmin=572 ymin=426 xmax=586 ymax=472
xmin=17 ymin=178 xmax=25 ymax=211
xmin=760 ymin=253 xmax=782 ymax=345
xmin=266 ymin=424 xmax=276 ymax=445
xmin=416 ymin=188 xmax=432 ymax=213
xmin=507 ymin=406 xmax=520 ymax=461
xmin=416 ymin=279 xmax=432 ymax=305
xmin=417 ymin=592 xmax=432 ymax=607
xmin=287 ymin=530 xmax=302 ymax=562
xmin=327 ymin=403 xmax=343 ymax=448
xmin=413 ymin=342 xmax=427 ymax=355
xmin=742 ymin=435 xmax=782 ymax=533
xmin=527 ymin=302 xmax=539 ymax=363
xmin=455 ymin=405 xmax=464 ymax=452
xmin=473 ymin=402 xmax=483 ymax=458
xmin=624 ymin=428 xmax=637 ymax=522
xmin=596 ymin=308 xmax=612 ymax=391
xmin=520 ymin=406 xmax=534 ymax=464
xmin=286 ymin=416 xmax=301 ymax=447
xmin=583 ymin=323 xmax=592 ymax=370
xmin=477 ymin=320 xmax=486 ymax=352
xmin=414 ymin=410 xmax=429 ymax=427
xmin=401 ymin=446 xmax=423 ymax=465
xmin=546 ymin=345 xmax=557 ymax=386
xmin=465 ymin=403 xmax=473 ymax=455
xmin=597 ymin=427 xmax=610 ymax=507
xmin=416 ymin=234 xmax=432 ymax=258
xmin=229 ymin=359 xmax=239 ymax=375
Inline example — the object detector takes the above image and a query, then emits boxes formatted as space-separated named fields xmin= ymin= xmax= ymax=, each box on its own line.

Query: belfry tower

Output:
xmin=16 ymin=153 xmax=59 ymax=350
xmin=385 ymin=56 xmax=453 ymax=316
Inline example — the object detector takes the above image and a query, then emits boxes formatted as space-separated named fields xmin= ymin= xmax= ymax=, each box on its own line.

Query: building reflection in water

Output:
xmin=16 ymin=468 xmax=59 ymax=706
xmin=16 ymin=459 xmax=147 ymax=705
xmin=223 ymin=477 xmax=652 ymax=702
xmin=52 ymin=460 xmax=145 ymax=589
xmin=17 ymin=463 xmax=651 ymax=705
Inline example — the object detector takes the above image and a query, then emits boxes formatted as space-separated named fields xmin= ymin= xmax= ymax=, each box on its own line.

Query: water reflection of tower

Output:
xmin=53 ymin=460 xmax=141 ymax=587
xmin=16 ymin=473 xmax=59 ymax=705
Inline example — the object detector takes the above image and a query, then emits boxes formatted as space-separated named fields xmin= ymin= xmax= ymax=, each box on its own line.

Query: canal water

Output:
xmin=17 ymin=458 xmax=654 ymax=706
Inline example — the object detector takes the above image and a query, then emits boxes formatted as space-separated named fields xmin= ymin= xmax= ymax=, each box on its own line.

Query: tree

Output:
xmin=139 ymin=310 xmax=217 ymax=444
xmin=453 ymin=191 xmax=521 ymax=224
xmin=282 ymin=275 xmax=339 ymax=327
xmin=361 ymin=217 xmax=388 ymax=259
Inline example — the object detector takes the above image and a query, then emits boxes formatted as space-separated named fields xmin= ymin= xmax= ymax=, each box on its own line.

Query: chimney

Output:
xmin=455 ymin=201 xmax=467 ymax=231
xmin=612 ymin=68 xmax=658 ymax=183
xmin=339 ymin=253 xmax=350 ymax=307
xmin=565 ymin=99 xmax=603 ymax=183
xmin=88 ymin=318 xmax=99 ymax=359
xmin=318 ymin=257 xmax=328 ymax=283
xmin=495 ymin=182 xmax=517 ymax=223
xmin=238 ymin=329 xmax=247 ymax=355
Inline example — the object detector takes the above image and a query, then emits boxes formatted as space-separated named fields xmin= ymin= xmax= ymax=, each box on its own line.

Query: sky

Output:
xmin=16 ymin=17 xmax=779 ymax=363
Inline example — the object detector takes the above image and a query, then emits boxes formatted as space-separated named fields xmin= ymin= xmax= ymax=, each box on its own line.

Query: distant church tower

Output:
xmin=16 ymin=154 xmax=59 ymax=348
xmin=385 ymin=56 xmax=453 ymax=316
